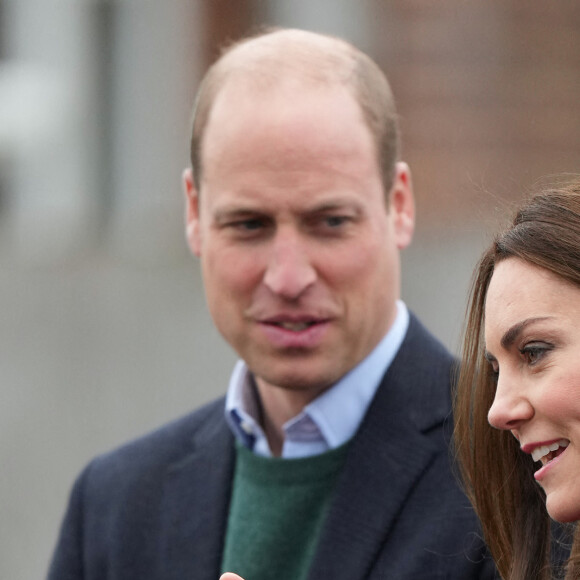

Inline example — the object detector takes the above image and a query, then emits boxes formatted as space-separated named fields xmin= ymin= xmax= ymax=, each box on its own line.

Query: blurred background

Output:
xmin=1 ymin=1 xmax=579 ymax=578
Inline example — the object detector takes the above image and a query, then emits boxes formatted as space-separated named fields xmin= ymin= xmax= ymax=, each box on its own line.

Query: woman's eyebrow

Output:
xmin=500 ymin=317 xmax=551 ymax=350
xmin=484 ymin=316 xmax=553 ymax=361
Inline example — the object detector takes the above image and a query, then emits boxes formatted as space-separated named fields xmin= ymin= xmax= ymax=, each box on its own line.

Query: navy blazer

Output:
xmin=48 ymin=314 xmax=497 ymax=580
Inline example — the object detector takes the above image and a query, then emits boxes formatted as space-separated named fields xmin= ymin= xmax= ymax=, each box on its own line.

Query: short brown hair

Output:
xmin=454 ymin=176 xmax=580 ymax=580
xmin=189 ymin=28 xmax=400 ymax=198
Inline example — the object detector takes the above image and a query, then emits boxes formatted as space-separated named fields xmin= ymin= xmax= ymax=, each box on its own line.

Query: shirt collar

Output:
xmin=225 ymin=300 xmax=409 ymax=457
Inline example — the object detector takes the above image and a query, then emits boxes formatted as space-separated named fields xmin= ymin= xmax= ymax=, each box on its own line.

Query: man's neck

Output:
xmin=254 ymin=378 xmax=328 ymax=457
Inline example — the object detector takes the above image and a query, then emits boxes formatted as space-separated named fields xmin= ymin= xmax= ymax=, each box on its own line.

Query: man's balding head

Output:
xmin=189 ymin=28 xmax=400 ymax=198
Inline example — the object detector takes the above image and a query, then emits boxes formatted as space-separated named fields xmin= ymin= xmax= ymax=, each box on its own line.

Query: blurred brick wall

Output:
xmin=369 ymin=2 xmax=580 ymax=232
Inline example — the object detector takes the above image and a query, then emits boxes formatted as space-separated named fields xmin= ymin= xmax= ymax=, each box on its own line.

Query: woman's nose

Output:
xmin=487 ymin=373 xmax=534 ymax=431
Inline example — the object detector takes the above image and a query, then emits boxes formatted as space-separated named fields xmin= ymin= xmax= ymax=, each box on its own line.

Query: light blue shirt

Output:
xmin=225 ymin=300 xmax=410 ymax=458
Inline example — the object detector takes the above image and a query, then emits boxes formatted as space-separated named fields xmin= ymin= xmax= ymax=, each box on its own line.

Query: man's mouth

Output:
xmin=531 ymin=439 xmax=569 ymax=465
xmin=270 ymin=321 xmax=318 ymax=332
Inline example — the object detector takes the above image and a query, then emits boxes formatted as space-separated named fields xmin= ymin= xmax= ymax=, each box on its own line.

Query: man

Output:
xmin=48 ymin=29 xmax=496 ymax=580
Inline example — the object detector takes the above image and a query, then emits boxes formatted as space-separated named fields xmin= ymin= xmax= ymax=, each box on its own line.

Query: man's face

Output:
xmin=185 ymin=80 xmax=414 ymax=402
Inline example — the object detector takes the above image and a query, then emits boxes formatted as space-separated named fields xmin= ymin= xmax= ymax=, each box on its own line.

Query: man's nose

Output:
xmin=263 ymin=231 xmax=316 ymax=300
xmin=487 ymin=372 xmax=534 ymax=431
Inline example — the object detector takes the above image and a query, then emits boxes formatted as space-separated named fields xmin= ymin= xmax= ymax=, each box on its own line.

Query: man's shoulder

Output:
xmin=375 ymin=311 xmax=458 ymax=429
xmin=391 ymin=312 xmax=457 ymax=384
xmin=81 ymin=397 xmax=231 ymax=492
xmin=403 ymin=312 xmax=456 ymax=366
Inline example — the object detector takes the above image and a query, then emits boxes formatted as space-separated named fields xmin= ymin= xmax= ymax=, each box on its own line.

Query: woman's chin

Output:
xmin=546 ymin=496 xmax=580 ymax=524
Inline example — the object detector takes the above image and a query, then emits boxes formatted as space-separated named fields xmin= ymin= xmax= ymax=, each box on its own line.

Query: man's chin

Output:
xmin=253 ymin=367 xmax=337 ymax=395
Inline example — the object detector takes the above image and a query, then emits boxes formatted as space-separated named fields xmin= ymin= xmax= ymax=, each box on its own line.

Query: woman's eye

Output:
xmin=520 ymin=343 xmax=552 ymax=366
xmin=523 ymin=348 xmax=542 ymax=365
xmin=489 ymin=363 xmax=499 ymax=383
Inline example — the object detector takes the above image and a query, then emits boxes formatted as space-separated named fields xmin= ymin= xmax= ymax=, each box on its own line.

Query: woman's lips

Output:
xmin=532 ymin=443 xmax=569 ymax=482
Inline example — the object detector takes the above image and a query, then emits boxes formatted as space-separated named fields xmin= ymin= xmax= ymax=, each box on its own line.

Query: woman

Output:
xmin=455 ymin=177 xmax=580 ymax=579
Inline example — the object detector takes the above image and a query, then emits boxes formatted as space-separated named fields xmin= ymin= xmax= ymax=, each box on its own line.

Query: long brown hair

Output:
xmin=454 ymin=177 xmax=580 ymax=579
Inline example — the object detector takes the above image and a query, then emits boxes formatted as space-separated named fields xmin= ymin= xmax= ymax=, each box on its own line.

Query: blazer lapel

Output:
xmin=308 ymin=314 xmax=452 ymax=580
xmin=158 ymin=410 xmax=235 ymax=580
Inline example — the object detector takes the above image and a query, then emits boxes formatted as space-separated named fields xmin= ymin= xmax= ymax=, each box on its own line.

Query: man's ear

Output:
xmin=388 ymin=161 xmax=415 ymax=250
xmin=183 ymin=168 xmax=202 ymax=256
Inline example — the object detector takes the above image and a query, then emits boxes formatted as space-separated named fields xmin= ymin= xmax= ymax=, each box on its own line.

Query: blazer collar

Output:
xmin=308 ymin=314 xmax=454 ymax=580
xmin=158 ymin=403 xmax=235 ymax=580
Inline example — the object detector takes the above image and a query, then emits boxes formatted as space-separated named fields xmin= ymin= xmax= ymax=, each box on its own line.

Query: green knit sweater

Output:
xmin=221 ymin=441 xmax=350 ymax=580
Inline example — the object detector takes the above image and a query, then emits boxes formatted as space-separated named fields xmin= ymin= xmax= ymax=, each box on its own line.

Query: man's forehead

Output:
xmin=213 ymin=32 xmax=353 ymax=96
xmin=203 ymin=80 xmax=366 ymax=169
xmin=213 ymin=73 xmax=350 ymax=113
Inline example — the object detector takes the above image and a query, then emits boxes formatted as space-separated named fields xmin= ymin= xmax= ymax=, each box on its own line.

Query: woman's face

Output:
xmin=485 ymin=257 xmax=580 ymax=522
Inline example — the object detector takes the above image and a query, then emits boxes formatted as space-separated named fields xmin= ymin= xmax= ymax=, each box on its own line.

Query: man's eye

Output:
xmin=238 ymin=219 xmax=263 ymax=230
xmin=323 ymin=215 xmax=350 ymax=228
xmin=229 ymin=219 xmax=265 ymax=231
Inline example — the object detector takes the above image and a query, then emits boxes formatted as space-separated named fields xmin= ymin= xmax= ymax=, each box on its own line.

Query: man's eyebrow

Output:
xmin=213 ymin=199 xmax=363 ymax=221
xmin=305 ymin=200 xmax=364 ymax=214
xmin=212 ymin=206 xmax=266 ymax=222
xmin=500 ymin=317 xmax=551 ymax=350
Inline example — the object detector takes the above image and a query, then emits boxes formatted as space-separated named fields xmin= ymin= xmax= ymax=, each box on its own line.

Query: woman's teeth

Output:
xmin=531 ymin=439 xmax=569 ymax=464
